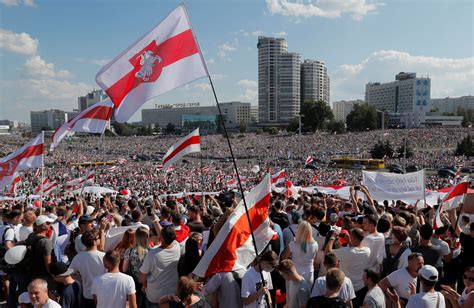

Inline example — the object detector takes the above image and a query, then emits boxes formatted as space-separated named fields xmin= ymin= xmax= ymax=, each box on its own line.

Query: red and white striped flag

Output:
xmin=68 ymin=171 xmax=95 ymax=186
xmin=310 ymin=174 xmax=318 ymax=185
xmin=35 ymin=179 xmax=50 ymax=193
xmin=305 ymin=155 xmax=313 ymax=166
xmin=0 ymin=132 xmax=44 ymax=190
xmin=193 ymin=174 xmax=273 ymax=277
xmin=271 ymin=169 xmax=286 ymax=185
xmin=95 ymin=5 xmax=209 ymax=123
xmin=434 ymin=180 xmax=469 ymax=229
xmin=50 ymin=100 xmax=114 ymax=151
xmin=8 ymin=173 xmax=21 ymax=195
xmin=285 ymin=180 xmax=299 ymax=198
xmin=162 ymin=128 xmax=200 ymax=169
xmin=109 ymin=165 xmax=119 ymax=172
xmin=226 ymin=178 xmax=237 ymax=188
xmin=43 ymin=181 xmax=58 ymax=194
xmin=117 ymin=158 xmax=128 ymax=164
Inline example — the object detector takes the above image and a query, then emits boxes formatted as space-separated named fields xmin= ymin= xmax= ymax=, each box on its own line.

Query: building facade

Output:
xmin=301 ymin=59 xmax=330 ymax=104
xmin=142 ymin=102 xmax=251 ymax=129
xmin=30 ymin=109 xmax=68 ymax=136
xmin=365 ymin=72 xmax=431 ymax=128
xmin=332 ymin=100 xmax=365 ymax=122
xmin=258 ymin=36 xmax=301 ymax=125
xmin=430 ymin=95 xmax=474 ymax=113
xmin=78 ymin=90 xmax=108 ymax=112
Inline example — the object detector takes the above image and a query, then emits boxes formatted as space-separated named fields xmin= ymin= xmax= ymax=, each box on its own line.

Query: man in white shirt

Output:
xmin=406 ymin=265 xmax=445 ymax=308
xmin=379 ymin=252 xmax=425 ymax=306
xmin=203 ymin=271 xmax=242 ymax=308
xmin=362 ymin=214 xmax=385 ymax=267
xmin=27 ymin=279 xmax=61 ymax=308
xmin=362 ymin=267 xmax=386 ymax=308
xmin=326 ymin=227 xmax=371 ymax=307
xmin=69 ymin=229 xmax=106 ymax=307
xmin=92 ymin=250 xmax=137 ymax=308
xmin=312 ymin=253 xmax=356 ymax=305
xmin=140 ymin=226 xmax=181 ymax=307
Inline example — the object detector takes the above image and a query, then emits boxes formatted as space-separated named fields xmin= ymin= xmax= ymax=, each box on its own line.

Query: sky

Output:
xmin=0 ymin=0 xmax=473 ymax=123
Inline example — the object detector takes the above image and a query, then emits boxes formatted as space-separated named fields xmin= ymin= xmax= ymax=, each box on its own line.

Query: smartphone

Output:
xmin=106 ymin=214 xmax=114 ymax=222
xmin=146 ymin=206 xmax=153 ymax=216
xmin=354 ymin=185 xmax=360 ymax=191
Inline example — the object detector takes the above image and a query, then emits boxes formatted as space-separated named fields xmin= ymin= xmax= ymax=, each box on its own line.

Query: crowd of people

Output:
xmin=0 ymin=128 xmax=473 ymax=308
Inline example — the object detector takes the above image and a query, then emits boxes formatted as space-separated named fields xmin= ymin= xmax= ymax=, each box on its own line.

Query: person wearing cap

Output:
xmin=74 ymin=215 xmax=94 ymax=254
xmin=17 ymin=291 xmax=31 ymax=308
xmin=25 ymin=215 xmax=55 ymax=282
xmin=50 ymin=262 xmax=82 ymax=308
xmin=402 ymin=265 xmax=445 ymax=308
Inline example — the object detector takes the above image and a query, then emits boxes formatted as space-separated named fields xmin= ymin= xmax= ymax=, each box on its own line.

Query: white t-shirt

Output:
xmin=42 ymin=298 xmax=62 ymax=308
xmin=91 ymin=272 xmax=136 ymax=308
xmin=19 ymin=225 xmax=33 ymax=241
xmin=362 ymin=232 xmax=385 ymax=267
xmin=289 ymin=241 xmax=318 ymax=285
xmin=241 ymin=267 xmax=273 ymax=308
xmin=204 ymin=272 xmax=242 ymax=308
xmin=382 ymin=247 xmax=412 ymax=270
xmin=387 ymin=267 xmax=417 ymax=300
xmin=311 ymin=276 xmax=356 ymax=301
xmin=286 ymin=278 xmax=310 ymax=308
xmin=363 ymin=286 xmax=386 ymax=308
xmin=69 ymin=250 xmax=106 ymax=299
xmin=140 ymin=241 xmax=181 ymax=303
xmin=333 ymin=246 xmax=371 ymax=291
xmin=283 ymin=224 xmax=298 ymax=247
xmin=74 ymin=234 xmax=87 ymax=254
xmin=431 ymin=237 xmax=451 ymax=264
xmin=406 ymin=291 xmax=446 ymax=308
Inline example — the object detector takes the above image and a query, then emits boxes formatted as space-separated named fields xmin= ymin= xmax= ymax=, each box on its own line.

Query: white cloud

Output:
xmin=92 ymin=59 xmax=111 ymax=66
xmin=0 ymin=29 xmax=38 ymax=55
xmin=266 ymin=0 xmax=382 ymax=21
xmin=0 ymin=0 xmax=35 ymax=6
xmin=273 ymin=31 xmax=287 ymax=36
xmin=23 ymin=55 xmax=72 ymax=79
xmin=212 ymin=74 xmax=226 ymax=80
xmin=237 ymin=79 xmax=258 ymax=88
xmin=331 ymin=50 xmax=474 ymax=101
xmin=239 ymin=30 xmax=265 ymax=37
xmin=193 ymin=83 xmax=211 ymax=91
xmin=207 ymin=58 xmax=215 ymax=64
xmin=217 ymin=39 xmax=238 ymax=60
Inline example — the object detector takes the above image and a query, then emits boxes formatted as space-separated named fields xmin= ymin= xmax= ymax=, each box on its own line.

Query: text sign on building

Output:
xmin=362 ymin=170 xmax=425 ymax=201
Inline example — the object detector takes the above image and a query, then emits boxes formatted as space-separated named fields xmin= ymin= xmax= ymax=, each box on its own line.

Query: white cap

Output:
xmin=419 ymin=265 xmax=439 ymax=282
xmin=5 ymin=245 xmax=27 ymax=265
xmin=18 ymin=292 xmax=31 ymax=304
xmin=86 ymin=206 xmax=95 ymax=216
xmin=48 ymin=213 xmax=58 ymax=220
xmin=35 ymin=215 xmax=55 ymax=226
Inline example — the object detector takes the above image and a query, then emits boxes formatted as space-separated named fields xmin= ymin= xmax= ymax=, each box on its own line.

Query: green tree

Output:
xmin=165 ymin=122 xmax=176 ymax=134
xmin=327 ymin=120 xmax=346 ymax=134
xmin=346 ymin=103 xmax=378 ymax=131
xmin=456 ymin=135 xmax=474 ymax=157
xmin=239 ymin=122 xmax=248 ymax=134
xmin=301 ymin=100 xmax=334 ymax=132
xmin=370 ymin=140 xmax=394 ymax=159
xmin=457 ymin=108 xmax=474 ymax=127
xmin=287 ymin=117 xmax=300 ymax=133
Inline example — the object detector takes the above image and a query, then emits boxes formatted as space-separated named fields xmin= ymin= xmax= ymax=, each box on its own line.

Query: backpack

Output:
xmin=15 ymin=233 xmax=36 ymax=274
xmin=0 ymin=226 xmax=15 ymax=274
xmin=382 ymin=244 xmax=407 ymax=277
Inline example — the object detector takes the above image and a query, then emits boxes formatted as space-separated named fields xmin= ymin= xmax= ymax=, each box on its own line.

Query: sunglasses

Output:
xmin=463 ymin=275 xmax=474 ymax=282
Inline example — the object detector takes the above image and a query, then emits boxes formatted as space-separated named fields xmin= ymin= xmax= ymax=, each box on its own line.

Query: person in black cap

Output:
xmin=50 ymin=262 xmax=82 ymax=308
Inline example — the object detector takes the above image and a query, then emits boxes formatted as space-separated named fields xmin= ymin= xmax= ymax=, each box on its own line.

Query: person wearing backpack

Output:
xmin=382 ymin=226 xmax=412 ymax=277
xmin=1 ymin=210 xmax=22 ymax=308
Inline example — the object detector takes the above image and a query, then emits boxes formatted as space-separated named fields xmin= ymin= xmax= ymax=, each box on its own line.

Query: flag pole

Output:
xmin=182 ymin=4 xmax=270 ymax=305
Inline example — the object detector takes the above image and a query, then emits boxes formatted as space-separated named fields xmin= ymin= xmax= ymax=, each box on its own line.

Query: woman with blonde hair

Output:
xmin=122 ymin=227 xmax=149 ymax=307
xmin=282 ymin=220 xmax=319 ymax=286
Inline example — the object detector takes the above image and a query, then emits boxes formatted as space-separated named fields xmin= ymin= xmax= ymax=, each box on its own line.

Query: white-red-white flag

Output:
xmin=35 ymin=178 xmax=50 ymax=193
xmin=117 ymin=158 xmax=128 ymax=164
xmin=305 ymin=155 xmax=313 ymax=166
xmin=193 ymin=174 xmax=273 ymax=277
xmin=109 ymin=166 xmax=119 ymax=172
xmin=271 ymin=169 xmax=286 ymax=185
xmin=43 ymin=181 xmax=58 ymax=194
xmin=67 ymin=171 xmax=95 ymax=186
xmin=8 ymin=173 xmax=21 ymax=195
xmin=162 ymin=128 xmax=200 ymax=168
xmin=310 ymin=174 xmax=318 ymax=185
xmin=50 ymin=100 xmax=113 ymax=151
xmin=434 ymin=180 xmax=469 ymax=229
xmin=0 ymin=132 xmax=44 ymax=190
xmin=95 ymin=5 xmax=209 ymax=123
xmin=285 ymin=180 xmax=299 ymax=198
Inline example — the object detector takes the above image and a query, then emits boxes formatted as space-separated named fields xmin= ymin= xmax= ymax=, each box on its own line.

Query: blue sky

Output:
xmin=1 ymin=0 xmax=473 ymax=123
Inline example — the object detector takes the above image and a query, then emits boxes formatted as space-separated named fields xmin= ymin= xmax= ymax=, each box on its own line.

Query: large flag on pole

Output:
xmin=434 ymin=179 xmax=469 ymax=229
xmin=51 ymin=99 xmax=114 ymax=151
xmin=271 ymin=169 xmax=286 ymax=185
xmin=162 ymin=128 xmax=200 ymax=169
xmin=95 ymin=5 xmax=209 ymax=123
xmin=193 ymin=174 xmax=273 ymax=278
xmin=0 ymin=132 xmax=44 ymax=190
xmin=8 ymin=173 xmax=21 ymax=195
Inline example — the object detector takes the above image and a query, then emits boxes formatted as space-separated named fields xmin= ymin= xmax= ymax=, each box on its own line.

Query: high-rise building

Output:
xmin=30 ymin=109 xmax=68 ymax=136
xmin=332 ymin=100 xmax=365 ymax=122
xmin=301 ymin=59 xmax=330 ymax=104
xmin=250 ymin=105 xmax=259 ymax=123
xmin=430 ymin=95 xmax=474 ymax=113
xmin=365 ymin=72 xmax=431 ymax=127
xmin=258 ymin=36 xmax=301 ymax=125
xmin=78 ymin=90 xmax=107 ymax=112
